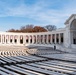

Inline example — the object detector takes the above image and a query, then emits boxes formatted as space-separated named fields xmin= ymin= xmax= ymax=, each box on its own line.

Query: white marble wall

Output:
xmin=0 ymin=14 xmax=76 ymax=50
xmin=0 ymin=29 xmax=65 ymax=46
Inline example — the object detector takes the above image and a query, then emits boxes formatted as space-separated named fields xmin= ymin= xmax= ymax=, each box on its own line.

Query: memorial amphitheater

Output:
xmin=0 ymin=14 xmax=76 ymax=75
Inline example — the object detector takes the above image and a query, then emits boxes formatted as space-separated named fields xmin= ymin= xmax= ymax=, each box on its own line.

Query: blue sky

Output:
xmin=0 ymin=0 xmax=76 ymax=31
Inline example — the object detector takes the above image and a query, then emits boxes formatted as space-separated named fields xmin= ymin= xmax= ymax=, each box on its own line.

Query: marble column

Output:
xmin=36 ymin=36 xmax=37 ymax=44
xmin=47 ymin=35 xmax=48 ymax=44
xmin=55 ymin=34 xmax=56 ymax=44
xmin=51 ymin=34 xmax=52 ymax=44
xmin=12 ymin=35 xmax=14 ymax=44
xmin=59 ymin=33 xmax=61 ymax=44
xmin=28 ymin=36 xmax=30 ymax=44
xmin=0 ymin=35 xmax=1 ymax=43
xmin=17 ymin=35 xmax=20 ymax=45
xmin=1 ymin=35 xmax=2 ymax=44
xmin=42 ymin=35 xmax=44 ymax=44
xmin=32 ymin=35 xmax=34 ymax=44
xmin=2 ymin=35 xmax=4 ymax=43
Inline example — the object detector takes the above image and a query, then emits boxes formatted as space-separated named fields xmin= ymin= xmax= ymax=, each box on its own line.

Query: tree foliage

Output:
xmin=7 ymin=29 xmax=16 ymax=32
xmin=45 ymin=25 xmax=57 ymax=31
xmin=33 ymin=26 xmax=47 ymax=32
xmin=7 ymin=25 xmax=47 ymax=33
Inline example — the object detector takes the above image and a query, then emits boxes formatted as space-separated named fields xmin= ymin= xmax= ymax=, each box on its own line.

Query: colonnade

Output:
xmin=0 ymin=32 xmax=64 ymax=45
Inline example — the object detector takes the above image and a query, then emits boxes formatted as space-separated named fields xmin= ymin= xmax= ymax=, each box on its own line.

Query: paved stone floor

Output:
xmin=40 ymin=53 xmax=76 ymax=62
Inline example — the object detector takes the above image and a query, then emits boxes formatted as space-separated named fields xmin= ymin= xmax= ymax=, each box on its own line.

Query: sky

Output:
xmin=0 ymin=0 xmax=76 ymax=31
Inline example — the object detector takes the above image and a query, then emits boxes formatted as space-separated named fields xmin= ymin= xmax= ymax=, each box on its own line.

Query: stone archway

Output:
xmin=26 ymin=35 xmax=29 ymax=43
xmin=20 ymin=35 xmax=23 ymax=44
xmin=30 ymin=35 xmax=32 ymax=43
xmin=70 ymin=19 xmax=76 ymax=44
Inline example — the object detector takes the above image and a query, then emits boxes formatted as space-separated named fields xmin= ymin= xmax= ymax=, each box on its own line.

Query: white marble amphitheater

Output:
xmin=0 ymin=14 xmax=76 ymax=75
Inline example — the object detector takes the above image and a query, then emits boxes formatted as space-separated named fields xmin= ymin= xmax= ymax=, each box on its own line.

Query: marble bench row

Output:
xmin=0 ymin=55 xmax=45 ymax=64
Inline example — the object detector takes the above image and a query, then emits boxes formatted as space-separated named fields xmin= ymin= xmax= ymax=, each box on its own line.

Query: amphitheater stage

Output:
xmin=27 ymin=45 xmax=76 ymax=62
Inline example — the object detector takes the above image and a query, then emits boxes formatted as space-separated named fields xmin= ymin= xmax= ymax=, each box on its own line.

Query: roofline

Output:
xmin=64 ymin=14 xmax=76 ymax=25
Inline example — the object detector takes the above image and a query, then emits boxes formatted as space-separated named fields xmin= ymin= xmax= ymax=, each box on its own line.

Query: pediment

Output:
xmin=65 ymin=14 xmax=76 ymax=25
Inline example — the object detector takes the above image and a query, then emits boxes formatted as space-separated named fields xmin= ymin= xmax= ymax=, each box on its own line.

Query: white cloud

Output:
xmin=0 ymin=0 xmax=76 ymax=28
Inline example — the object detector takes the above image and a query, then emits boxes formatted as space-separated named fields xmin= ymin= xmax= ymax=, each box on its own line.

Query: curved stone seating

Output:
xmin=0 ymin=45 xmax=75 ymax=75
xmin=26 ymin=49 xmax=38 ymax=54
xmin=0 ymin=46 xmax=28 ymax=56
